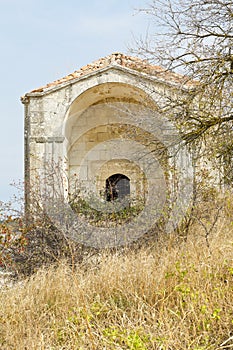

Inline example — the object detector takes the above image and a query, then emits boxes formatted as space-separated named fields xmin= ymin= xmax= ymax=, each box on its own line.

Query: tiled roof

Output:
xmin=27 ymin=52 xmax=195 ymax=95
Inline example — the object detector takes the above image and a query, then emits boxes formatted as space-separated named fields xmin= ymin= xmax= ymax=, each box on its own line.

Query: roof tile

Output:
xmin=27 ymin=52 xmax=195 ymax=95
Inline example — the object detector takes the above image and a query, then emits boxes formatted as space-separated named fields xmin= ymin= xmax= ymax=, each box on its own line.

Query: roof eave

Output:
xmin=21 ymin=63 xmax=192 ymax=102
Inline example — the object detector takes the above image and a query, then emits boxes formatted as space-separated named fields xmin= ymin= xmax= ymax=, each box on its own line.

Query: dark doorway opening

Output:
xmin=106 ymin=174 xmax=130 ymax=201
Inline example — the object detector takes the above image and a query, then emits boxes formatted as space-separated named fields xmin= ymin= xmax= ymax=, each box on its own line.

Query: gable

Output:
xmin=21 ymin=53 xmax=195 ymax=102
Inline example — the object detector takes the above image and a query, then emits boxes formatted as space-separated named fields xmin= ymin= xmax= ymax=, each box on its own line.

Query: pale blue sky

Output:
xmin=0 ymin=0 xmax=149 ymax=203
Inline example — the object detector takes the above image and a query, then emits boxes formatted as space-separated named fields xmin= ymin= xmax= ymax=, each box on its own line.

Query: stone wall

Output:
xmin=22 ymin=62 xmax=193 ymax=230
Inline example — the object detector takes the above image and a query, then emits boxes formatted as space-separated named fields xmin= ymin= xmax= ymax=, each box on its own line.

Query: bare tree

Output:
xmin=134 ymin=0 xmax=233 ymax=184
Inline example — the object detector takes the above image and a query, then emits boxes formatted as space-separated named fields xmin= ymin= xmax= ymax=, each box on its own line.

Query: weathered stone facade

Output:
xmin=21 ymin=53 xmax=193 ymax=224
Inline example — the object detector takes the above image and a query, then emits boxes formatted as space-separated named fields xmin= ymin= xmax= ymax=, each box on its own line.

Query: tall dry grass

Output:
xmin=0 ymin=221 xmax=232 ymax=349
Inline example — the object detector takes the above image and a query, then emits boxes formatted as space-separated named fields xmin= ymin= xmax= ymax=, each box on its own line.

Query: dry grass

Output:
xmin=0 ymin=222 xmax=232 ymax=349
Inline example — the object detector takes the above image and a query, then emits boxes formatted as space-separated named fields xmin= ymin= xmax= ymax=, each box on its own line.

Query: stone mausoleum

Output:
xmin=21 ymin=53 xmax=193 ymax=232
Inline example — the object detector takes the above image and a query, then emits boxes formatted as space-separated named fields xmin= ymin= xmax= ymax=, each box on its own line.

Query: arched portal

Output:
xmin=63 ymin=82 xmax=166 ymax=203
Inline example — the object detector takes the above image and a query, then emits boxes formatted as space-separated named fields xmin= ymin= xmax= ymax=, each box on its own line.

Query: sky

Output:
xmin=0 ymin=0 xmax=150 ymax=204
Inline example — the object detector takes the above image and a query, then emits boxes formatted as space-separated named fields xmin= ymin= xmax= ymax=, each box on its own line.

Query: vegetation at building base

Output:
xmin=0 ymin=174 xmax=232 ymax=349
xmin=70 ymin=195 xmax=145 ymax=227
xmin=0 ymin=178 xmax=232 ymax=349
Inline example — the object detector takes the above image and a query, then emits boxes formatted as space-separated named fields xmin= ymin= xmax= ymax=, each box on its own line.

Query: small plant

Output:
xmin=70 ymin=194 xmax=145 ymax=227
xmin=102 ymin=327 xmax=151 ymax=349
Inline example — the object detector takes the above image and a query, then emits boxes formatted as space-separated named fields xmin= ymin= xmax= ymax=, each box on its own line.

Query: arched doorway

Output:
xmin=106 ymin=174 xmax=130 ymax=202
